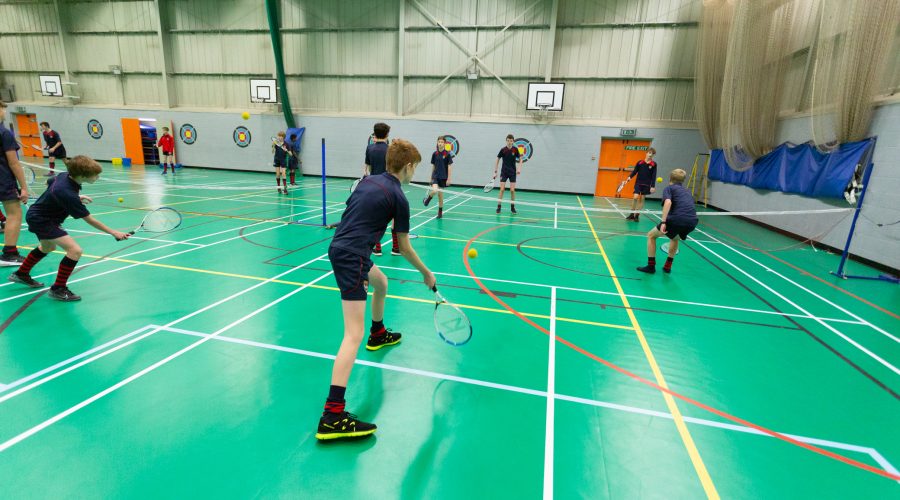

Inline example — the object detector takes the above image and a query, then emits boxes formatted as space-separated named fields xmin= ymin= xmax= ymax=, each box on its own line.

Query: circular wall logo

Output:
xmin=87 ymin=119 xmax=103 ymax=139
xmin=180 ymin=124 xmax=197 ymax=145
xmin=513 ymin=138 xmax=533 ymax=162
xmin=233 ymin=126 xmax=251 ymax=147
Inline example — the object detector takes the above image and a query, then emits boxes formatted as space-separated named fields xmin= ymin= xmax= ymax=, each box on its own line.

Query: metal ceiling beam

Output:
xmin=544 ymin=0 xmax=558 ymax=82
xmin=152 ymin=0 xmax=176 ymax=107
xmin=406 ymin=0 xmax=541 ymax=114
xmin=398 ymin=0 xmax=406 ymax=116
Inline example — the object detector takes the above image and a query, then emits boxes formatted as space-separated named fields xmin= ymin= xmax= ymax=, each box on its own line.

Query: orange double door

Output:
xmin=15 ymin=114 xmax=43 ymax=158
xmin=594 ymin=138 xmax=653 ymax=197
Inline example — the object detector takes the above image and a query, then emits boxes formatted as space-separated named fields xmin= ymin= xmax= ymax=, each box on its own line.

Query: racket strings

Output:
xmin=141 ymin=208 xmax=182 ymax=232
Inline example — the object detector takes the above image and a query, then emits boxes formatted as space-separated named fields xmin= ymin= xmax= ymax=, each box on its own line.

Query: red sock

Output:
xmin=49 ymin=159 xmax=55 ymax=172
xmin=647 ymin=256 xmax=656 ymax=267
xmin=290 ymin=171 xmax=296 ymax=184
xmin=52 ymin=257 xmax=78 ymax=289
xmin=17 ymin=248 xmax=47 ymax=275
xmin=276 ymin=177 xmax=281 ymax=186
xmin=664 ymin=257 xmax=674 ymax=271
xmin=391 ymin=229 xmax=398 ymax=249
xmin=3 ymin=245 xmax=17 ymax=256
xmin=0 ymin=211 xmax=6 ymax=223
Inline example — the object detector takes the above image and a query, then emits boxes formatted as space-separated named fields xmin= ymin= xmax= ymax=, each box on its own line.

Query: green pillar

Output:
xmin=265 ymin=0 xmax=295 ymax=128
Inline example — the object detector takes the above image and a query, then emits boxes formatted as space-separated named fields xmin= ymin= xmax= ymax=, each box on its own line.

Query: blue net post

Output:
xmin=321 ymin=138 xmax=327 ymax=227
xmin=832 ymin=137 xmax=878 ymax=279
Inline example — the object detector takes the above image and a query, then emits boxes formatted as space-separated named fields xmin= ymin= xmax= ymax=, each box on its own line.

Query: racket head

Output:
xmin=350 ymin=177 xmax=362 ymax=193
xmin=432 ymin=287 xmax=473 ymax=346
xmin=660 ymin=241 xmax=680 ymax=255
xmin=133 ymin=207 xmax=183 ymax=234
xmin=616 ymin=181 xmax=625 ymax=194
xmin=26 ymin=166 xmax=37 ymax=185
xmin=483 ymin=179 xmax=495 ymax=192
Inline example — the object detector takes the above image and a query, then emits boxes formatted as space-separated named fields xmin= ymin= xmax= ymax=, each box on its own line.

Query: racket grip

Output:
xmin=432 ymin=285 xmax=438 ymax=293
xmin=128 ymin=230 xmax=135 ymax=235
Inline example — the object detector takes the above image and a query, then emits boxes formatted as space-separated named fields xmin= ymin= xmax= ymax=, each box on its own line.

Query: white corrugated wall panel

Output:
xmin=74 ymin=74 xmax=124 ymax=105
xmin=280 ymin=0 xmax=398 ymax=29
xmin=0 ymin=35 xmax=64 ymax=72
xmin=634 ymin=27 xmax=697 ymax=79
xmin=0 ymin=1 xmax=57 ymax=32
xmin=406 ymin=0 xmax=479 ymax=28
xmin=479 ymin=29 xmax=547 ymax=77
xmin=780 ymin=52 xmax=809 ymax=112
xmin=173 ymin=75 xmax=225 ymax=107
xmin=558 ymin=0 xmax=644 ymax=24
xmin=171 ymin=35 xmax=225 ymax=73
xmin=628 ymin=81 xmax=694 ymax=121
xmin=554 ymin=28 xmax=640 ymax=78
xmin=118 ymin=35 xmax=163 ymax=73
xmin=283 ymin=32 xmax=396 ymax=76
xmin=563 ymin=81 xmax=631 ymax=120
xmin=221 ymin=34 xmax=273 ymax=75
xmin=405 ymin=78 xmax=473 ymax=116
xmin=70 ymin=35 xmax=122 ymax=72
xmin=66 ymin=2 xmax=119 ymax=32
xmin=123 ymin=74 xmax=162 ymax=105
xmin=406 ymin=31 xmax=476 ymax=76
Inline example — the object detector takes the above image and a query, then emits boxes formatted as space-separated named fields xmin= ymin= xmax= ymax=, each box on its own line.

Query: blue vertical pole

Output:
xmin=833 ymin=137 xmax=876 ymax=278
xmin=321 ymin=138 xmax=327 ymax=227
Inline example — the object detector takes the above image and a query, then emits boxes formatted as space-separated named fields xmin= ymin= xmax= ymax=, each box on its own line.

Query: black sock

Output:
xmin=327 ymin=384 xmax=346 ymax=402
xmin=664 ymin=257 xmax=674 ymax=270
xmin=370 ymin=320 xmax=385 ymax=335
xmin=3 ymin=245 xmax=17 ymax=255
xmin=648 ymin=256 xmax=656 ymax=267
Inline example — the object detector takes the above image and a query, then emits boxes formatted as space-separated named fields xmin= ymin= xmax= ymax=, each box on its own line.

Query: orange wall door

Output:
xmin=594 ymin=138 xmax=653 ymax=197
xmin=121 ymin=118 xmax=145 ymax=165
xmin=15 ymin=114 xmax=43 ymax=158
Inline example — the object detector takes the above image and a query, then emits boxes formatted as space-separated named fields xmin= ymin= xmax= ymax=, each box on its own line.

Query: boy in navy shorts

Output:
xmin=272 ymin=131 xmax=289 ymax=194
xmin=8 ymin=156 xmax=130 ymax=301
xmin=423 ymin=135 xmax=453 ymax=219
xmin=624 ymin=148 xmax=657 ymax=222
xmin=287 ymin=133 xmax=300 ymax=186
xmin=364 ymin=123 xmax=399 ymax=256
xmin=1 ymin=101 xmax=30 ymax=266
xmin=40 ymin=121 xmax=67 ymax=176
xmin=636 ymin=169 xmax=698 ymax=274
xmin=317 ymin=139 xmax=436 ymax=441
xmin=493 ymin=134 xmax=522 ymax=214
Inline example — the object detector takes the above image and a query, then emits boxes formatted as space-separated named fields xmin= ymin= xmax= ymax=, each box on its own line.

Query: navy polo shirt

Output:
xmin=26 ymin=173 xmax=90 ymax=226
xmin=662 ymin=184 xmax=698 ymax=225
xmin=629 ymin=159 xmax=658 ymax=187
xmin=365 ymin=141 xmax=388 ymax=175
xmin=0 ymin=125 xmax=21 ymax=188
xmin=43 ymin=130 xmax=66 ymax=157
xmin=497 ymin=146 xmax=520 ymax=172
xmin=330 ymin=173 xmax=410 ymax=258
xmin=431 ymin=150 xmax=453 ymax=180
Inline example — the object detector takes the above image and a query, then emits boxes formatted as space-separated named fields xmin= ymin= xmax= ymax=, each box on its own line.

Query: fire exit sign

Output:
xmin=620 ymin=128 xmax=637 ymax=136
xmin=625 ymin=145 xmax=649 ymax=151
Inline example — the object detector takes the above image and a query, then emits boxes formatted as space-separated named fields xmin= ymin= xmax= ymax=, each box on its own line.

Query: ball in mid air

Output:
xmin=467 ymin=248 xmax=478 ymax=258
xmin=241 ymin=112 xmax=250 ymax=120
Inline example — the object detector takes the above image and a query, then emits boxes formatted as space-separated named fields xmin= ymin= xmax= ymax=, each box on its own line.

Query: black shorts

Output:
xmin=499 ymin=170 xmax=516 ymax=183
xmin=431 ymin=178 xmax=447 ymax=188
xmin=288 ymin=161 xmax=299 ymax=171
xmin=329 ymin=246 xmax=373 ymax=301
xmin=657 ymin=221 xmax=697 ymax=241
xmin=634 ymin=183 xmax=652 ymax=195
xmin=28 ymin=222 xmax=68 ymax=240
xmin=273 ymin=161 xmax=285 ymax=169
xmin=50 ymin=148 xmax=67 ymax=159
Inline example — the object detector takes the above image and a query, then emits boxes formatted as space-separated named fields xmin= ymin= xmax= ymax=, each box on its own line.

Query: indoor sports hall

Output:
xmin=0 ymin=1 xmax=898 ymax=498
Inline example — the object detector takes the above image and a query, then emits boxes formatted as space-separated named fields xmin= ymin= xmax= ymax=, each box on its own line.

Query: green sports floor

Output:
xmin=1 ymin=163 xmax=898 ymax=499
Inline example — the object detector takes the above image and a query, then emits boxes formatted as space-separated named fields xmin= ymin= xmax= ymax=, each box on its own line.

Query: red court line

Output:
xmin=463 ymin=224 xmax=900 ymax=482
xmin=702 ymin=220 xmax=899 ymax=321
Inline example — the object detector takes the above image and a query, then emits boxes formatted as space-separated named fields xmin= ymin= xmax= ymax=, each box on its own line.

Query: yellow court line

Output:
xmin=416 ymin=234 xmax=601 ymax=256
xmin=577 ymin=196 xmax=720 ymax=499
xmin=34 ymin=248 xmax=633 ymax=332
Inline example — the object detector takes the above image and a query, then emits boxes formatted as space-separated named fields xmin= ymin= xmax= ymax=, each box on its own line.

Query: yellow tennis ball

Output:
xmin=241 ymin=112 xmax=250 ymax=120
xmin=118 ymin=197 xmax=123 ymax=203
xmin=468 ymin=248 xmax=477 ymax=258
xmin=657 ymin=177 xmax=663 ymax=183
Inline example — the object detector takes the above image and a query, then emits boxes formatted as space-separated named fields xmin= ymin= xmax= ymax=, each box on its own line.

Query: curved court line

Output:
xmin=462 ymin=223 xmax=900 ymax=482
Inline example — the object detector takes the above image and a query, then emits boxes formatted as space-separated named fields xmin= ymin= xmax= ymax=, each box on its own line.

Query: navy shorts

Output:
xmin=288 ymin=161 xmax=299 ymax=171
xmin=431 ymin=178 xmax=447 ymax=188
xmin=50 ymin=148 xmax=67 ymax=159
xmin=657 ymin=221 xmax=697 ymax=241
xmin=273 ymin=161 xmax=285 ymax=168
xmin=634 ymin=183 xmax=652 ymax=195
xmin=329 ymin=246 xmax=373 ymax=301
xmin=0 ymin=181 xmax=18 ymax=202
xmin=28 ymin=222 xmax=68 ymax=240
xmin=499 ymin=170 xmax=516 ymax=183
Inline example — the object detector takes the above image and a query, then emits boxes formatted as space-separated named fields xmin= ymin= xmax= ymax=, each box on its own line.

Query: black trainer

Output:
xmin=8 ymin=272 xmax=44 ymax=288
xmin=391 ymin=247 xmax=401 ymax=256
xmin=511 ymin=205 xmax=517 ymax=214
xmin=373 ymin=244 xmax=383 ymax=257
xmin=48 ymin=287 xmax=82 ymax=301
xmin=636 ymin=265 xmax=656 ymax=274
xmin=0 ymin=220 xmax=5 ymax=232
xmin=437 ymin=208 xmax=443 ymax=219
xmin=0 ymin=253 xmax=25 ymax=266
xmin=366 ymin=329 xmax=402 ymax=351
xmin=423 ymin=195 xmax=432 ymax=206
xmin=496 ymin=205 xmax=501 ymax=214
xmin=625 ymin=214 xmax=635 ymax=220
xmin=315 ymin=411 xmax=377 ymax=441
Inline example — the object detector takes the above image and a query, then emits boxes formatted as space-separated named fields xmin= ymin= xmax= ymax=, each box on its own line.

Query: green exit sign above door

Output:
xmin=620 ymin=128 xmax=637 ymax=136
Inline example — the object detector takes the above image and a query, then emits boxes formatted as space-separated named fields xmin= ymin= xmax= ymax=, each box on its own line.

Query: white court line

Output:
xmin=0 ymin=205 xmax=335 ymax=296
xmin=0 ymin=326 xmax=157 ymax=394
xmin=0 ymin=190 xmax=474 ymax=450
xmin=151 ymin=324 xmax=900 ymax=479
xmin=696 ymin=228 xmax=900 ymax=344
xmin=543 ymin=287 xmax=557 ymax=500
xmin=689 ymin=239 xmax=900 ymax=377
xmin=65 ymin=229 xmax=205 ymax=247
xmin=365 ymin=264 xmax=865 ymax=326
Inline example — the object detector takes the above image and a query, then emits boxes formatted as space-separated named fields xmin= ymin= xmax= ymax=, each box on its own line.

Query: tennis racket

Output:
xmin=25 ymin=165 xmax=37 ymax=185
xmin=350 ymin=176 xmax=365 ymax=193
xmin=616 ymin=181 xmax=626 ymax=195
xmin=483 ymin=176 xmax=496 ymax=193
xmin=129 ymin=207 xmax=183 ymax=235
xmin=271 ymin=137 xmax=293 ymax=156
xmin=432 ymin=285 xmax=472 ymax=346
xmin=660 ymin=241 xmax=680 ymax=255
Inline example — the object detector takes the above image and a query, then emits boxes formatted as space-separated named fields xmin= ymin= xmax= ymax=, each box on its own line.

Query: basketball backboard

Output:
xmin=250 ymin=79 xmax=277 ymax=103
xmin=526 ymin=82 xmax=564 ymax=111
